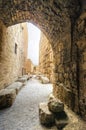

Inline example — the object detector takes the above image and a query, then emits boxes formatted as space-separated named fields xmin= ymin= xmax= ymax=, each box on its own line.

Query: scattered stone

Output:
xmin=7 ymin=82 xmax=23 ymax=94
xmin=48 ymin=94 xmax=64 ymax=113
xmin=17 ymin=77 xmax=27 ymax=83
xmin=22 ymin=75 xmax=30 ymax=80
xmin=0 ymin=89 xmax=16 ymax=109
xmin=40 ymin=76 xmax=50 ymax=84
xmin=39 ymin=102 xmax=55 ymax=126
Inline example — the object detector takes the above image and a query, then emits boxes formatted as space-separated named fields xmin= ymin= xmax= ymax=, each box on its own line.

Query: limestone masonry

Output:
xmin=0 ymin=0 xmax=86 ymax=121
xmin=39 ymin=32 xmax=54 ymax=82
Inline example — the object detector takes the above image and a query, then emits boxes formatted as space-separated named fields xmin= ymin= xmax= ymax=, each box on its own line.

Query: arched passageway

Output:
xmin=0 ymin=0 xmax=86 ymax=120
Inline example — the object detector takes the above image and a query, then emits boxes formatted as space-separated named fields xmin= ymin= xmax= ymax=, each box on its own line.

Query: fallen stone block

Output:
xmin=55 ymin=111 xmax=69 ymax=129
xmin=39 ymin=102 xmax=55 ymax=126
xmin=7 ymin=82 xmax=23 ymax=94
xmin=48 ymin=94 xmax=64 ymax=113
xmin=22 ymin=75 xmax=30 ymax=80
xmin=40 ymin=76 xmax=50 ymax=84
xmin=0 ymin=89 xmax=16 ymax=109
xmin=17 ymin=77 xmax=27 ymax=83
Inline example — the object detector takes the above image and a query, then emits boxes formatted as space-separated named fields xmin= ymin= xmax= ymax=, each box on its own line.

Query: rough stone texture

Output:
xmin=55 ymin=111 xmax=69 ymax=129
xmin=17 ymin=78 xmax=27 ymax=83
xmin=7 ymin=82 xmax=23 ymax=94
xmin=0 ymin=0 xmax=86 ymax=120
xmin=0 ymin=89 xmax=16 ymax=109
xmin=38 ymin=1 xmax=86 ymax=120
xmin=48 ymin=94 xmax=64 ymax=113
xmin=74 ymin=11 xmax=86 ymax=120
xmin=39 ymin=76 xmax=50 ymax=84
xmin=39 ymin=32 xmax=54 ymax=82
xmin=39 ymin=102 xmax=55 ymax=126
xmin=0 ymin=0 xmax=80 ymax=42
xmin=0 ymin=21 xmax=25 ymax=90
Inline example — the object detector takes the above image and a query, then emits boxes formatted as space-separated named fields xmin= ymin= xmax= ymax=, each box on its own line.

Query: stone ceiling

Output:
xmin=0 ymin=0 xmax=81 ymax=41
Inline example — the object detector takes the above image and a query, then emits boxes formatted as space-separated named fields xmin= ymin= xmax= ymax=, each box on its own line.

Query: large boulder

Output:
xmin=39 ymin=102 xmax=55 ymax=126
xmin=0 ymin=89 xmax=16 ymax=109
xmin=7 ymin=82 xmax=23 ymax=94
xmin=48 ymin=94 xmax=64 ymax=113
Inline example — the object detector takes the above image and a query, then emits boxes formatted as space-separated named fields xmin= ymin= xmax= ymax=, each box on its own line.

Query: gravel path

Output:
xmin=0 ymin=78 xmax=57 ymax=130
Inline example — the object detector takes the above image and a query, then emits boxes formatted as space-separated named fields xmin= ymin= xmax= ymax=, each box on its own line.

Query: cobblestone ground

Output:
xmin=0 ymin=78 xmax=86 ymax=130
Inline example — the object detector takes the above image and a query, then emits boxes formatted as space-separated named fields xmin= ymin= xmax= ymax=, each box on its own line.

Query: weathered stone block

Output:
xmin=39 ymin=102 xmax=55 ymax=126
xmin=0 ymin=89 xmax=16 ymax=109
xmin=40 ymin=76 xmax=50 ymax=84
xmin=17 ymin=77 xmax=27 ymax=83
xmin=22 ymin=75 xmax=30 ymax=80
xmin=48 ymin=94 xmax=64 ymax=113
xmin=7 ymin=82 xmax=23 ymax=94
xmin=53 ymin=84 xmax=79 ymax=112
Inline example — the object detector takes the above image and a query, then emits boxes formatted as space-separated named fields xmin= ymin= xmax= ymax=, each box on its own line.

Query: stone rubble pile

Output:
xmin=39 ymin=94 xmax=69 ymax=129
xmin=0 ymin=75 xmax=30 ymax=109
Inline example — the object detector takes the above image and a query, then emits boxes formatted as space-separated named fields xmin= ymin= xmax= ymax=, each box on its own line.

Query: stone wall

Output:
xmin=74 ymin=11 xmax=86 ymax=120
xmin=39 ymin=32 xmax=54 ymax=82
xmin=0 ymin=0 xmax=85 ymax=120
xmin=53 ymin=32 xmax=79 ymax=114
xmin=39 ymin=7 xmax=86 ymax=120
xmin=24 ymin=59 xmax=34 ymax=74
xmin=0 ymin=21 xmax=25 ymax=90
xmin=38 ymin=15 xmax=78 ymax=113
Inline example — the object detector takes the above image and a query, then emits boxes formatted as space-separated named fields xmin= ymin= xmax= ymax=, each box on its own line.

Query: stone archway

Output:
xmin=0 ymin=0 xmax=86 ymax=120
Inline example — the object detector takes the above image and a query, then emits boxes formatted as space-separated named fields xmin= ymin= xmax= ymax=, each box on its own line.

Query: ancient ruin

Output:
xmin=0 ymin=0 xmax=86 ymax=129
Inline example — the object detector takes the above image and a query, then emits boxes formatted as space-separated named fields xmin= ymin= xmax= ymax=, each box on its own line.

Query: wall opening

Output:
xmin=15 ymin=43 xmax=17 ymax=54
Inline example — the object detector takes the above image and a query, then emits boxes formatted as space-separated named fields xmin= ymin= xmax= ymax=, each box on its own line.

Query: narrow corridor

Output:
xmin=0 ymin=78 xmax=57 ymax=130
xmin=0 ymin=78 xmax=86 ymax=130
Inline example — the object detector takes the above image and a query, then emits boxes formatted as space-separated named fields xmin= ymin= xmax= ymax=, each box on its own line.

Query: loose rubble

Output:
xmin=39 ymin=94 xmax=69 ymax=129
xmin=0 ymin=75 xmax=29 ymax=109
xmin=39 ymin=102 xmax=55 ymax=126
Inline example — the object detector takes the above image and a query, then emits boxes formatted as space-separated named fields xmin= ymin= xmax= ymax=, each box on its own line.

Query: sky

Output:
xmin=27 ymin=23 xmax=41 ymax=66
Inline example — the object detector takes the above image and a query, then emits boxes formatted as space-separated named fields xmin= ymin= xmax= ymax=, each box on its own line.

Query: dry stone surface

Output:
xmin=48 ymin=94 xmax=64 ymax=113
xmin=0 ymin=0 xmax=86 ymax=120
xmin=39 ymin=102 xmax=55 ymax=126
xmin=7 ymin=82 xmax=23 ymax=94
xmin=0 ymin=89 xmax=16 ymax=109
xmin=40 ymin=76 xmax=50 ymax=84
xmin=17 ymin=77 xmax=27 ymax=83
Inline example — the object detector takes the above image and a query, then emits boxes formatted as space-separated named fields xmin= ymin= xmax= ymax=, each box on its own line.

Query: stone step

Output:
xmin=48 ymin=94 xmax=64 ymax=113
xmin=39 ymin=102 xmax=55 ymax=126
xmin=0 ymin=89 xmax=16 ymax=109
